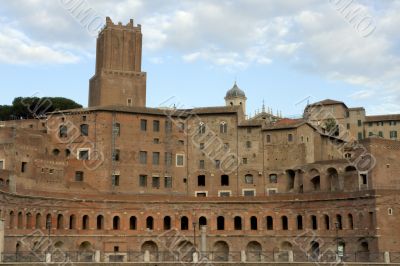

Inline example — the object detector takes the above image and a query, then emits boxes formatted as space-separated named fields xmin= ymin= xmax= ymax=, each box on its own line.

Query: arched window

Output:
xmin=46 ymin=214 xmax=52 ymax=230
xmin=17 ymin=212 xmax=23 ymax=229
xmin=146 ymin=216 xmax=154 ymax=230
xmin=217 ymin=216 xmax=225 ymax=230
xmin=281 ymin=216 xmax=288 ymax=230
xmin=297 ymin=215 xmax=303 ymax=230
xmin=69 ymin=215 xmax=76 ymax=230
xmin=245 ymin=174 xmax=253 ymax=184
xmin=336 ymin=214 xmax=343 ymax=230
xmin=130 ymin=216 xmax=137 ymax=230
xmin=198 ymin=122 xmax=206 ymax=134
xmin=348 ymin=214 xmax=354 ymax=230
xmin=113 ymin=216 xmax=120 ymax=230
xmin=96 ymin=215 xmax=104 ymax=230
xmin=57 ymin=214 xmax=64 ymax=230
xmin=311 ymin=215 xmax=318 ymax=230
xmin=80 ymin=124 xmax=89 ymax=136
xmin=234 ymin=216 xmax=242 ymax=230
xmin=199 ymin=216 xmax=207 ymax=227
xmin=324 ymin=215 xmax=330 ymax=230
xmin=82 ymin=215 xmax=89 ymax=230
xmin=266 ymin=216 xmax=273 ymax=230
xmin=26 ymin=213 xmax=32 ymax=229
xmin=35 ymin=213 xmax=41 ymax=229
xmin=250 ymin=216 xmax=258 ymax=230
xmin=181 ymin=216 xmax=189 ymax=230
xmin=220 ymin=121 xmax=227 ymax=133
xmin=9 ymin=211 xmax=15 ymax=229
xmin=52 ymin=149 xmax=60 ymax=156
xmin=164 ymin=216 xmax=171 ymax=230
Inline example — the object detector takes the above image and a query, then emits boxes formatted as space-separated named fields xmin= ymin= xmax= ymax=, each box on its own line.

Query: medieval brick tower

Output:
xmin=88 ymin=17 xmax=146 ymax=107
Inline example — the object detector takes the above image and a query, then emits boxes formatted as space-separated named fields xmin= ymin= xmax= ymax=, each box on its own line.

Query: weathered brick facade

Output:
xmin=0 ymin=17 xmax=399 ymax=263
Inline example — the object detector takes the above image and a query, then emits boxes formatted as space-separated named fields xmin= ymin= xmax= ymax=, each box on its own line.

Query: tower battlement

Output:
xmin=89 ymin=17 xmax=146 ymax=108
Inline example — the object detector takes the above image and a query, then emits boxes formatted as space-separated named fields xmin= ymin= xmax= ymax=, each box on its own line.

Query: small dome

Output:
xmin=225 ymin=82 xmax=246 ymax=98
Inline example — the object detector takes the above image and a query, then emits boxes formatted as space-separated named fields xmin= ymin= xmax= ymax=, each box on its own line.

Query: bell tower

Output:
xmin=89 ymin=17 xmax=146 ymax=107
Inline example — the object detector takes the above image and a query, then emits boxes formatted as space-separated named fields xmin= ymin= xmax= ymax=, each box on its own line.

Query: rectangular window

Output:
xmin=153 ymin=120 xmax=160 ymax=132
xmin=378 ymin=131 xmax=383 ymax=137
xmin=139 ymin=175 xmax=147 ymax=187
xmin=267 ymin=188 xmax=278 ymax=195
xmin=78 ymin=149 xmax=89 ymax=160
xmin=243 ymin=189 xmax=255 ymax=197
xmin=390 ymin=121 xmax=397 ymax=126
xmin=199 ymin=160 xmax=205 ymax=169
xmin=390 ymin=131 xmax=398 ymax=139
xmin=358 ymin=120 xmax=362 ymax=127
xmin=0 ymin=160 xmax=4 ymax=169
xmin=219 ymin=191 xmax=231 ymax=197
xmin=369 ymin=132 xmax=373 ymax=136
xmin=358 ymin=132 xmax=363 ymax=140
xmin=114 ymin=123 xmax=120 ymax=136
xmin=176 ymin=154 xmax=184 ymax=167
xmin=165 ymin=152 xmax=172 ymax=166
xmin=288 ymin=134 xmax=293 ymax=142
xmin=113 ymin=149 xmax=120 ymax=161
xmin=198 ymin=175 xmax=206 ymax=186
xmin=75 ymin=171 xmax=84 ymax=181
xmin=127 ymin=98 xmax=132 ymax=106
xmin=152 ymin=152 xmax=160 ymax=165
xmin=360 ymin=173 xmax=368 ymax=185
xmin=140 ymin=119 xmax=147 ymax=131
xmin=153 ymin=138 xmax=160 ymax=144
xmin=266 ymin=134 xmax=271 ymax=143
xmin=80 ymin=124 xmax=89 ymax=136
xmin=243 ymin=158 xmax=248 ymax=164
xmin=221 ymin=175 xmax=229 ymax=186
xmin=195 ymin=191 xmax=207 ymax=197
xmin=246 ymin=141 xmax=252 ymax=148
xmin=368 ymin=122 xmax=372 ymax=127
xmin=152 ymin=176 xmax=160 ymax=188
xmin=164 ymin=176 xmax=172 ymax=188
xmin=59 ymin=125 xmax=68 ymax=138
xmin=269 ymin=174 xmax=278 ymax=183
xmin=215 ymin=160 xmax=221 ymax=168
xmin=139 ymin=151 xmax=147 ymax=164
xmin=346 ymin=123 xmax=350 ymax=130
xmin=200 ymin=143 xmax=205 ymax=150
xmin=112 ymin=175 xmax=120 ymax=186
xmin=165 ymin=120 xmax=172 ymax=133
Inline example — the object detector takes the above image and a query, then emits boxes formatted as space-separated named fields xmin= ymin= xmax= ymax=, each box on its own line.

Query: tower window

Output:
xmin=198 ymin=175 xmax=205 ymax=186
xmin=221 ymin=175 xmax=229 ymax=186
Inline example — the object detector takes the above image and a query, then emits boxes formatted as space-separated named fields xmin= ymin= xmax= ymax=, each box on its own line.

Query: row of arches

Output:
xmin=277 ymin=166 xmax=362 ymax=193
xmin=7 ymin=211 xmax=374 ymax=232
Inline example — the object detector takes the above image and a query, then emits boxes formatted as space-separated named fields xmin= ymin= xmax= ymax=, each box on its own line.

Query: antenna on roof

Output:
xmin=262 ymin=99 xmax=266 ymax=113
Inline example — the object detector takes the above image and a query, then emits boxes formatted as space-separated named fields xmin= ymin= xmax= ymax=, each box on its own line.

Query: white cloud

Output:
xmin=0 ymin=25 xmax=79 ymax=65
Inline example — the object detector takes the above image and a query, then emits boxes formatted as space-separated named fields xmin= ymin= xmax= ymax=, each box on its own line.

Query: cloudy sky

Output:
xmin=0 ymin=0 xmax=399 ymax=117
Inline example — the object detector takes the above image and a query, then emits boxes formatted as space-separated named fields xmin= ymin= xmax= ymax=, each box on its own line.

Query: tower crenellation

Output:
xmin=89 ymin=17 xmax=146 ymax=108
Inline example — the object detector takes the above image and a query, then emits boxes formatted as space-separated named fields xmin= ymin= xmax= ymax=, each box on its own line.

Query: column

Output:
xmin=0 ymin=219 xmax=4 ymax=262
xmin=200 ymin=226 xmax=207 ymax=254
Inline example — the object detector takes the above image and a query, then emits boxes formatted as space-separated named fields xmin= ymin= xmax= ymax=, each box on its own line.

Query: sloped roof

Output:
xmin=307 ymin=99 xmax=347 ymax=108
xmin=365 ymin=114 xmax=400 ymax=122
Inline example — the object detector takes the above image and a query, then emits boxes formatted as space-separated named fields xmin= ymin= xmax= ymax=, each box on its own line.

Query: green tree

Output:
xmin=324 ymin=118 xmax=339 ymax=136
xmin=0 ymin=97 xmax=82 ymax=120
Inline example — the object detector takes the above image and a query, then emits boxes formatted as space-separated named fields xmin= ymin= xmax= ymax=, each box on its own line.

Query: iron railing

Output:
xmin=0 ymin=251 xmax=387 ymax=263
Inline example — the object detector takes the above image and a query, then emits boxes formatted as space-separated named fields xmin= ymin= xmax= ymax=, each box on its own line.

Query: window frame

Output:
xmin=77 ymin=148 xmax=90 ymax=160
